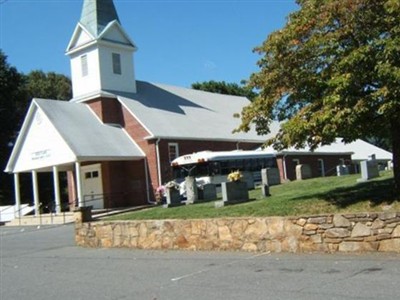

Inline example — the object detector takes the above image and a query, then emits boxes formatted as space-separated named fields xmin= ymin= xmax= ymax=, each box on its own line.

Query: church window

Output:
xmin=81 ymin=55 xmax=88 ymax=77
xmin=112 ymin=53 xmax=121 ymax=75
xmin=168 ymin=143 xmax=179 ymax=162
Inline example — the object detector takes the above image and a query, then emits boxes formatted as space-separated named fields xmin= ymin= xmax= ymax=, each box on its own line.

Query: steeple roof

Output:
xmin=80 ymin=0 xmax=120 ymax=37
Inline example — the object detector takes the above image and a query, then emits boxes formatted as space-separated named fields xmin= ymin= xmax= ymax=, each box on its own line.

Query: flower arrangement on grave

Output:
xmin=155 ymin=181 xmax=180 ymax=204
xmin=155 ymin=185 xmax=166 ymax=204
xmin=227 ymin=170 xmax=243 ymax=182
xmin=165 ymin=180 xmax=180 ymax=190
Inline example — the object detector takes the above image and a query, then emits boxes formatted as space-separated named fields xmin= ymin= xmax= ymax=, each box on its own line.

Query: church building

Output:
xmin=5 ymin=0 xmax=266 ymax=213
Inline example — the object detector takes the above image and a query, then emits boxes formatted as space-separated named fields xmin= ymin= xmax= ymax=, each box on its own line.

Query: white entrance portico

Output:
xmin=4 ymin=98 xmax=145 ymax=216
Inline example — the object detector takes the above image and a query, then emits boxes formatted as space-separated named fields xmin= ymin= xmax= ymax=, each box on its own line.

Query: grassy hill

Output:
xmin=108 ymin=171 xmax=399 ymax=220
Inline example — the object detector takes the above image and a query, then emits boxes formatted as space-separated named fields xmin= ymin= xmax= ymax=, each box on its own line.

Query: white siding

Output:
xmin=74 ymin=27 xmax=93 ymax=48
xmin=13 ymin=108 xmax=76 ymax=172
xmin=98 ymin=46 xmax=136 ymax=93
xmin=70 ymin=47 xmax=102 ymax=98
xmin=102 ymin=26 xmax=131 ymax=44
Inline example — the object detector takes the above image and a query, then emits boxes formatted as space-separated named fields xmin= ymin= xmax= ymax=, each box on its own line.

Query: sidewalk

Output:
xmin=6 ymin=212 xmax=75 ymax=226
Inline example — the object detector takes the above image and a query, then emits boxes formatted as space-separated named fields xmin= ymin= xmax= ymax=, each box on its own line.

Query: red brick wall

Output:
xmin=67 ymin=171 xmax=76 ymax=208
xmin=101 ymin=161 xmax=147 ymax=207
xmin=86 ymin=97 xmax=123 ymax=124
xmin=120 ymin=105 xmax=158 ymax=192
xmin=276 ymin=157 xmax=286 ymax=182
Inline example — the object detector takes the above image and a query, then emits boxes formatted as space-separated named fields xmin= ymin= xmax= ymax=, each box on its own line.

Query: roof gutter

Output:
xmin=276 ymin=151 xmax=354 ymax=156
xmin=144 ymin=135 xmax=264 ymax=144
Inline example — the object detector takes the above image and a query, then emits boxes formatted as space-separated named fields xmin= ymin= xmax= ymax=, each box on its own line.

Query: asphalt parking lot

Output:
xmin=1 ymin=224 xmax=400 ymax=300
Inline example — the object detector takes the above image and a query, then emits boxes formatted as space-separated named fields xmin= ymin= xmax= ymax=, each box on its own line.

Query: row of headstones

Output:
xmin=296 ymin=155 xmax=381 ymax=182
xmin=164 ymin=168 xmax=282 ymax=208
xmin=296 ymin=164 xmax=353 ymax=179
xmin=163 ymin=177 xmax=218 ymax=208
xmin=164 ymin=157 xmax=383 ymax=208
xmin=216 ymin=168 xmax=282 ymax=207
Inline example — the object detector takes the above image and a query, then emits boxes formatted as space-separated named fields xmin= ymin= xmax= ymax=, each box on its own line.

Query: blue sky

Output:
xmin=0 ymin=0 xmax=298 ymax=88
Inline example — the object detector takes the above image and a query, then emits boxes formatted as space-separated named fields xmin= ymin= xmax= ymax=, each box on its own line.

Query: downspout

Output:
xmin=144 ymin=158 xmax=155 ymax=204
xmin=236 ymin=141 xmax=241 ymax=150
xmin=155 ymin=138 xmax=162 ymax=186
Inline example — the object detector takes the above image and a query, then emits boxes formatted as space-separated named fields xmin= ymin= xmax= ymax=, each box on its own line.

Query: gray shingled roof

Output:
xmin=116 ymin=81 xmax=273 ymax=143
xmin=34 ymin=99 xmax=144 ymax=160
xmin=80 ymin=0 xmax=120 ymax=37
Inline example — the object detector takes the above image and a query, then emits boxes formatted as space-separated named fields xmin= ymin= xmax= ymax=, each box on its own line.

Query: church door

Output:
xmin=81 ymin=164 xmax=104 ymax=209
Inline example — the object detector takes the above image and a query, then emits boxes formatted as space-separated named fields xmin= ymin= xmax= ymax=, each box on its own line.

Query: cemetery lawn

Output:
xmin=108 ymin=171 xmax=400 ymax=220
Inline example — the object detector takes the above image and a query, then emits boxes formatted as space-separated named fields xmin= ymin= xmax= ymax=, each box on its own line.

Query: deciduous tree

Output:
xmin=24 ymin=70 xmax=71 ymax=101
xmin=0 ymin=50 xmax=24 ymax=204
xmin=192 ymin=80 xmax=257 ymax=101
xmin=236 ymin=0 xmax=400 ymax=192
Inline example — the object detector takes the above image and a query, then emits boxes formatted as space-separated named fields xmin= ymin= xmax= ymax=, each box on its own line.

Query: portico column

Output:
xmin=75 ymin=162 xmax=83 ymax=207
xmin=32 ymin=170 xmax=40 ymax=216
xmin=53 ymin=166 xmax=61 ymax=214
xmin=14 ymin=173 xmax=21 ymax=218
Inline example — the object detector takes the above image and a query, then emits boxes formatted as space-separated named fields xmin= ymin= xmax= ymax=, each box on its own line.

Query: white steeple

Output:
xmin=66 ymin=0 xmax=137 ymax=100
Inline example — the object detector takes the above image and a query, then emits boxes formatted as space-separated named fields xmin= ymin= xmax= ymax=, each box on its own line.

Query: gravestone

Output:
xmin=216 ymin=181 xmax=249 ymax=207
xmin=261 ymin=168 xmax=280 ymax=197
xmin=261 ymin=184 xmax=270 ymax=197
xmin=222 ymin=181 xmax=249 ymax=202
xmin=198 ymin=184 xmax=217 ymax=201
xmin=261 ymin=168 xmax=281 ymax=186
xmin=336 ymin=165 xmax=350 ymax=176
xmin=164 ymin=187 xmax=181 ymax=207
xmin=185 ymin=176 xmax=198 ymax=204
xmin=357 ymin=155 xmax=379 ymax=182
xmin=242 ymin=172 xmax=255 ymax=189
xmin=296 ymin=164 xmax=312 ymax=180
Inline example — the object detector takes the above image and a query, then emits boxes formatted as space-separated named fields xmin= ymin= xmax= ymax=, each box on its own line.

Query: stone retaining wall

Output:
xmin=75 ymin=212 xmax=400 ymax=253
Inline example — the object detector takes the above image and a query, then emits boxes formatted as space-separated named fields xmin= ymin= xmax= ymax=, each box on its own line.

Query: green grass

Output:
xmin=107 ymin=171 xmax=400 ymax=221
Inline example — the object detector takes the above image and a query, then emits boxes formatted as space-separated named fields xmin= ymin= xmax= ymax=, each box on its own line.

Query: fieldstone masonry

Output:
xmin=75 ymin=211 xmax=400 ymax=253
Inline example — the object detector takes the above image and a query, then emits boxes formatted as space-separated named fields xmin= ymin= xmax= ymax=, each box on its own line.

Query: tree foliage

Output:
xmin=192 ymin=80 xmax=257 ymax=101
xmin=0 ymin=50 xmax=25 ymax=203
xmin=24 ymin=70 xmax=72 ymax=101
xmin=237 ymin=0 xmax=400 ymax=191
